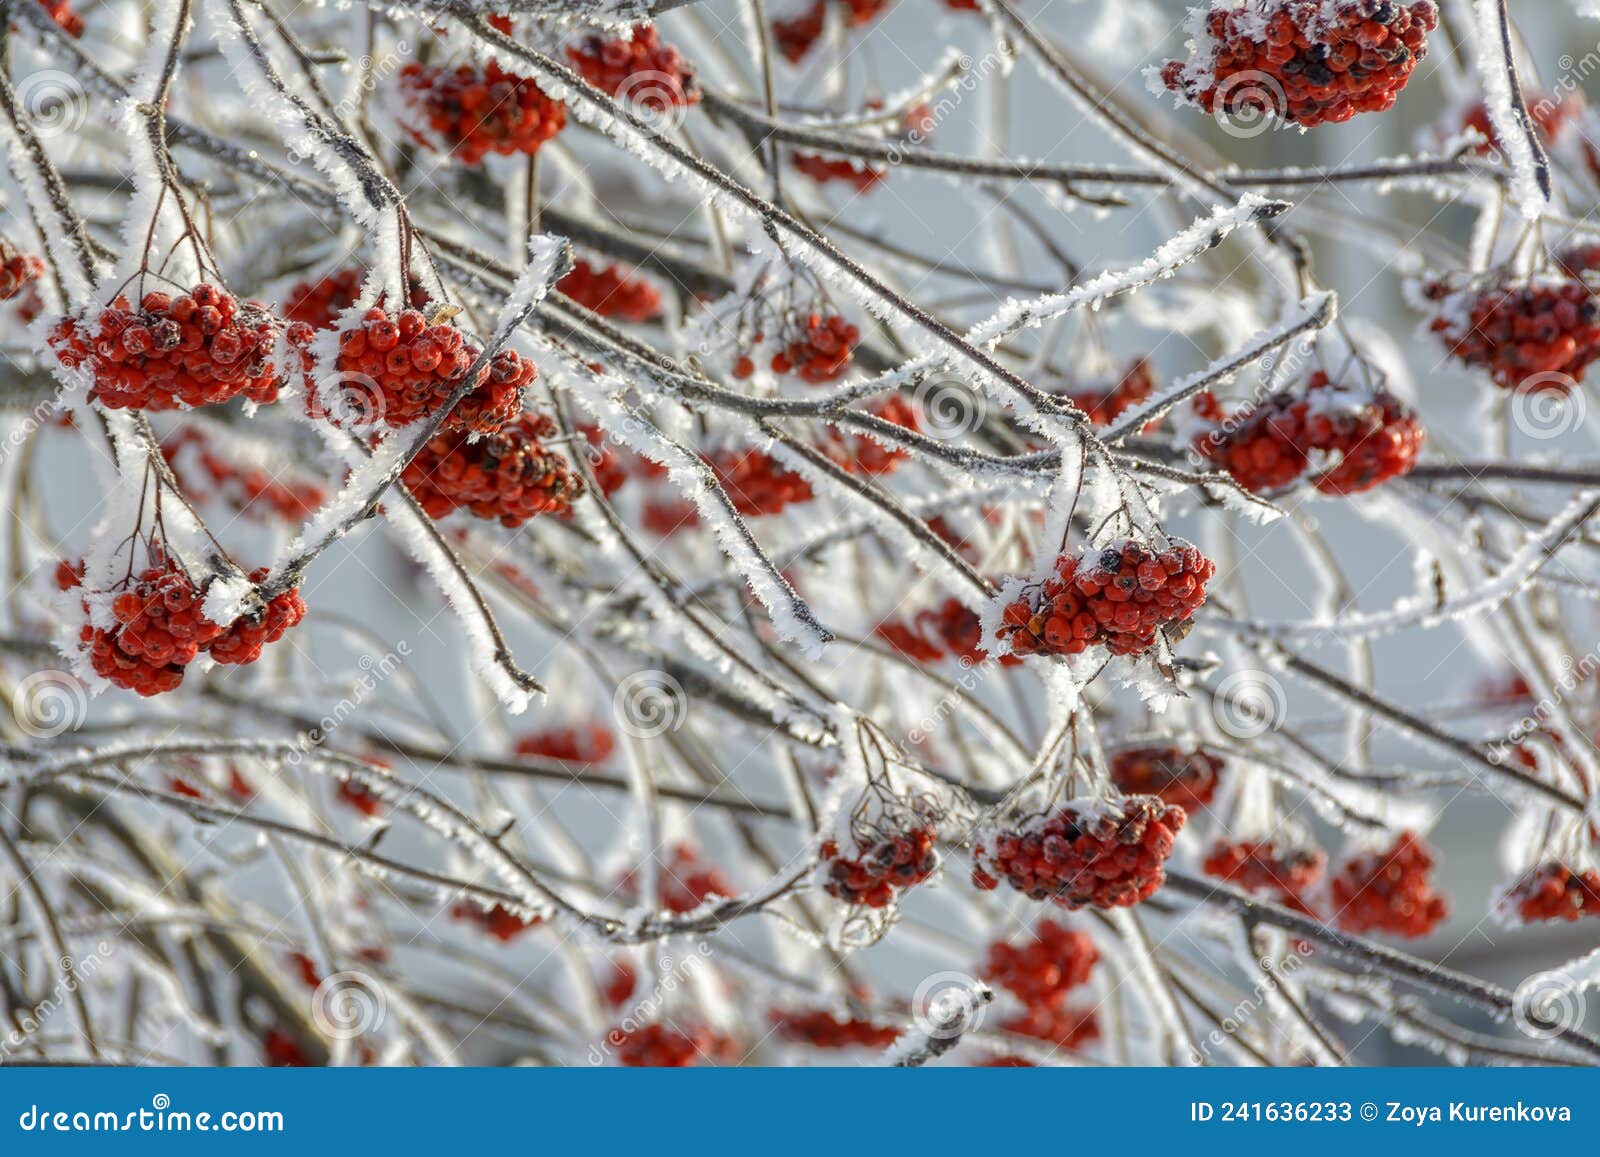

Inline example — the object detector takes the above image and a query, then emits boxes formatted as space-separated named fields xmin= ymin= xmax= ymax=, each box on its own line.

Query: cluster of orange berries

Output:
xmin=1190 ymin=371 xmax=1424 ymax=496
xmin=1499 ymin=863 xmax=1600 ymax=924
xmin=397 ymin=61 xmax=566 ymax=165
xmin=556 ymin=259 xmax=663 ymax=323
xmin=971 ymin=796 xmax=1186 ymax=909
xmin=707 ymin=446 xmax=813 ymax=516
xmin=876 ymin=595 xmax=1018 ymax=668
xmin=1107 ymin=745 xmax=1221 ymax=812
xmin=767 ymin=1007 xmax=901 ymax=1049
xmin=49 ymin=284 xmax=281 ymax=410
xmin=283 ymin=267 xmax=365 ymax=328
xmin=996 ymin=538 xmax=1215 ymax=659
xmin=1203 ymin=839 xmax=1326 ymax=914
xmin=1162 ymin=1 xmax=1438 ymax=128
xmin=820 ymin=826 xmax=939 ymax=909
xmin=514 ymin=722 xmax=616 ymax=765
xmin=401 ymin=414 xmax=582 ymax=528
xmin=64 ymin=555 xmax=303 ymax=697
xmin=566 ymin=24 xmax=698 ymax=110
xmin=819 ymin=395 xmax=920 ymax=476
xmin=0 ymin=248 xmax=47 ymax=321
xmin=451 ymin=901 xmax=542 ymax=943
xmin=1424 ymin=272 xmax=1600 ymax=393
xmin=792 ymin=154 xmax=886 ymax=192
xmin=621 ymin=843 xmax=736 ymax=914
xmin=981 ymin=919 xmax=1099 ymax=1010
xmin=1329 ymin=832 xmax=1449 ymax=937
xmin=161 ymin=426 xmax=327 ymax=524
xmin=609 ymin=1023 xmax=738 ymax=1067
xmin=733 ymin=313 xmax=859 ymax=384
xmin=1068 ymin=359 xmax=1156 ymax=427
xmin=37 ymin=0 xmax=83 ymax=37
xmin=290 ymin=306 xmax=535 ymax=434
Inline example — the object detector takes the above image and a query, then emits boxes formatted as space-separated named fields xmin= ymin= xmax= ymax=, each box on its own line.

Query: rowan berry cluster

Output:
xmin=291 ymin=306 xmax=536 ymax=434
xmin=48 ymin=285 xmax=281 ymax=410
xmin=74 ymin=559 xmax=221 ymax=696
xmin=1202 ymin=839 xmax=1325 ymax=910
xmin=37 ymin=0 xmax=83 ymax=37
xmin=768 ymin=1008 xmax=901 ymax=1049
xmin=819 ymin=396 xmax=919 ymax=476
xmin=514 ymin=722 xmax=616 ymax=765
xmin=1107 ymin=745 xmax=1221 ymax=812
xmin=1161 ymin=1 xmax=1438 ymax=129
xmin=1423 ymin=273 xmax=1600 ymax=392
xmin=621 ymin=843 xmax=736 ymax=914
xmin=1330 ymin=832 xmax=1449 ymax=937
xmin=772 ymin=1 xmax=825 ymax=63
xmin=397 ymin=61 xmax=566 ymax=165
xmin=998 ymin=1004 xmax=1101 ymax=1051
xmin=970 ymin=796 xmax=1185 ymax=909
xmin=283 ymin=267 xmax=363 ymax=328
xmin=1068 ymin=359 xmax=1155 ymax=427
xmin=1190 ymin=371 xmax=1424 ymax=496
xmin=207 ymin=569 xmax=306 ymax=666
xmin=566 ymin=24 xmax=698 ymax=109
xmin=820 ymin=826 xmax=939 ymax=908
xmin=791 ymin=154 xmax=886 ymax=193
xmin=876 ymin=595 xmax=1019 ymax=668
xmin=981 ymin=919 xmax=1099 ymax=1009
xmin=451 ymin=901 xmax=541 ymax=942
xmin=1453 ymin=91 xmax=1582 ymax=159
xmin=400 ymin=414 xmax=582 ymax=528
xmin=556 ymin=259 xmax=663 ymax=323
xmin=995 ymin=538 xmax=1215 ymax=659
xmin=608 ymin=1023 xmax=736 ymax=1067
xmin=0 ymin=248 xmax=46 ymax=310
xmin=1499 ymin=864 xmax=1600 ymax=924
xmin=706 ymin=447 xmax=814 ymax=516
xmin=770 ymin=313 xmax=860 ymax=383
xmin=161 ymin=427 xmax=327 ymax=524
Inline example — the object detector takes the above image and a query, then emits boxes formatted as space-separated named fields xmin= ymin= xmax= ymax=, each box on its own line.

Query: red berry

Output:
xmin=1426 ymin=272 xmax=1600 ymax=393
xmin=397 ymin=61 xmax=565 ymax=165
xmin=401 ymin=414 xmax=582 ymax=527
xmin=1203 ymin=838 xmax=1325 ymax=914
xmin=1498 ymin=863 xmax=1600 ymax=924
xmin=982 ymin=919 xmax=1099 ymax=1010
xmin=706 ymin=446 xmax=814 ymax=516
xmin=566 ymin=25 xmax=698 ymax=110
xmin=1330 ymin=832 xmax=1449 ymax=937
xmin=768 ymin=1007 xmax=901 ymax=1048
xmin=1108 ymin=745 xmax=1222 ymax=812
xmin=819 ymin=825 xmax=939 ymax=908
xmin=557 ymin=259 xmax=663 ymax=323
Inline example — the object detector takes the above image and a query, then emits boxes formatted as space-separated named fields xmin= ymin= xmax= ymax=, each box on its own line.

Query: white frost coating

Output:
xmin=201 ymin=571 xmax=255 ymax=628
xmin=1471 ymin=0 xmax=1549 ymax=220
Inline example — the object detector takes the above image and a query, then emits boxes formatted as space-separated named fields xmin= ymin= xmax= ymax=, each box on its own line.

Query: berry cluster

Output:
xmin=208 ymin=569 xmax=306 ymax=666
xmin=768 ymin=1008 xmax=901 ymax=1049
xmin=400 ymin=414 xmax=582 ymax=528
xmin=981 ymin=919 xmax=1099 ymax=1009
xmin=1107 ymin=745 xmax=1221 ymax=812
xmin=283 ymin=267 xmax=363 ymax=328
xmin=0 ymin=248 xmax=47 ymax=309
xmin=1161 ymin=1 xmax=1438 ymax=129
xmin=1454 ymin=91 xmax=1582 ymax=159
xmin=514 ymin=722 xmax=616 ymax=765
xmin=996 ymin=538 xmax=1216 ymax=659
xmin=876 ymin=595 xmax=1018 ymax=668
xmin=1499 ymin=864 xmax=1600 ymax=923
xmin=771 ymin=313 xmax=860 ymax=383
xmin=772 ymin=1 xmax=825 ymax=63
xmin=75 ymin=559 xmax=224 ymax=696
xmin=397 ymin=61 xmax=566 ymax=165
xmin=792 ymin=153 xmax=886 ymax=193
xmin=1330 ymin=832 xmax=1449 ymax=937
xmin=161 ymin=427 xmax=327 ymax=524
xmin=608 ymin=1023 xmax=736 ymax=1067
xmin=452 ymin=901 xmax=541 ymax=942
xmin=557 ymin=259 xmax=663 ymax=323
xmin=566 ymin=25 xmax=698 ymax=109
xmin=819 ymin=396 xmax=919 ymax=476
xmin=1190 ymin=371 xmax=1424 ymax=496
xmin=998 ymin=1004 xmax=1101 ymax=1051
xmin=292 ymin=306 xmax=536 ymax=434
xmin=1068 ymin=359 xmax=1155 ymax=427
xmin=48 ymin=285 xmax=281 ymax=410
xmin=37 ymin=0 xmax=83 ymax=37
xmin=621 ymin=843 xmax=736 ymax=914
xmin=1202 ymin=839 xmax=1325 ymax=911
xmin=707 ymin=447 xmax=814 ymax=516
xmin=970 ymin=796 xmax=1185 ymax=909
xmin=1424 ymin=274 xmax=1600 ymax=392
xmin=820 ymin=827 xmax=939 ymax=908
